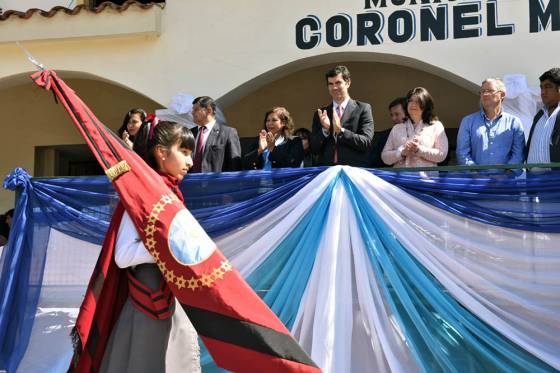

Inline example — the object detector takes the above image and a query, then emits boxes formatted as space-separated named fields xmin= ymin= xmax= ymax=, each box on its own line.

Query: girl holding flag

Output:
xmin=71 ymin=120 xmax=201 ymax=372
xmin=32 ymin=69 xmax=319 ymax=373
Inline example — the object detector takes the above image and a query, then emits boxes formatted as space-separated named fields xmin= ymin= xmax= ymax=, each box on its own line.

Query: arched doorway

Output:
xmin=0 ymin=71 xmax=163 ymax=211
xmin=221 ymin=56 xmax=480 ymax=166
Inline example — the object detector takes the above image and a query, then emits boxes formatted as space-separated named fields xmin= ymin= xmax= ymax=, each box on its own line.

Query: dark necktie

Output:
xmin=334 ymin=106 xmax=343 ymax=164
xmin=192 ymin=126 xmax=206 ymax=173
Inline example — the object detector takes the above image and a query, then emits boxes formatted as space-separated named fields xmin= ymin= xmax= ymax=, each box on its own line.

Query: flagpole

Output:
xmin=15 ymin=41 xmax=46 ymax=71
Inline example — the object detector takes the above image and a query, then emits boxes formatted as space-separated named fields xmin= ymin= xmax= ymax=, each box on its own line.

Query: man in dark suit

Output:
xmin=191 ymin=96 xmax=242 ymax=173
xmin=310 ymin=65 xmax=374 ymax=167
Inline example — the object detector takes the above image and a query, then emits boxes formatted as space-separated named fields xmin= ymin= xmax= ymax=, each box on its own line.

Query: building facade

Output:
xmin=0 ymin=0 xmax=558 ymax=209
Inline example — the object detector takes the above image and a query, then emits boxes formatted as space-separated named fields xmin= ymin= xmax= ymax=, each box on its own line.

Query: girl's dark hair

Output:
xmin=405 ymin=87 xmax=438 ymax=125
xmin=263 ymin=107 xmax=294 ymax=138
xmin=117 ymin=108 xmax=147 ymax=138
xmin=0 ymin=215 xmax=9 ymax=240
xmin=133 ymin=121 xmax=195 ymax=170
xmin=294 ymin=127 xmax=311 ymax=141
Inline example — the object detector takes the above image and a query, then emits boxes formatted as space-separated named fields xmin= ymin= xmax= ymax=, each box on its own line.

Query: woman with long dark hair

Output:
xmin=381 ymin=87 xmax=448 ymax=167
xmin=117 ymin=108 xmax=147 ymax=149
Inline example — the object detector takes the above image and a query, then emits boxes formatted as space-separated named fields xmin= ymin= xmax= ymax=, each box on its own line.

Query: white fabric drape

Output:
xmin=291 ymin=180 xmax=418 ymax=373
xmin=218 ymin=167 xmax=424 ymax=372
xmin=503 ymin=74 xmax=541 ymax=139
xmin=216 ymin=166 xmax=340 ymax=274
xmin=17 ymin=166 xmax=559 ymax=372
xmin=18 ymin=229 xmax=100 ymax=372
xmin=346 ymin=167 xmax=560 ymax=369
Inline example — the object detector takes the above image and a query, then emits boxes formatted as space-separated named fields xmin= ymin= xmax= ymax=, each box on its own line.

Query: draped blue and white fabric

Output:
xmin=1 ymin=166 xmax=559 ymax=372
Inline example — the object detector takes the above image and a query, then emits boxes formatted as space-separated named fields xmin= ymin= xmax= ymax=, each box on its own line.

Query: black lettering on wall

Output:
xmin=420 ymin=5 xmax=448 ymax=41
xmin=453 ymin=2 xmax=482 ymax=39
xmin=411 ymin=0 xmax=445 ymax=3
xmin=388 ymin=10 xmax=415 ymax=43
xmin=364 ymin=0 xmax=387 ymax=9
xmin=326 ymin=14 xmax=352 ymax=47
xmin=357 ymin=12 xmax=384 ymax=45
xmin=529 ymin=0 xmax=560 ymax=33
xmin=295 ymin=16 xmax=322 ymax=50
xmin=487 ymin=0 xmax=514 ymax=36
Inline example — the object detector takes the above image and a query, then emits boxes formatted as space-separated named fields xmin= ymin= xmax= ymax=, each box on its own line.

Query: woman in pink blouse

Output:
xmin=381 ymin=87 xmax=448 ymax=168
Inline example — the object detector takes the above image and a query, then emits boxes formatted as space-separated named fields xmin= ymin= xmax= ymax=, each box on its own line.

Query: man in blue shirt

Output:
xmin=457 ymin=78 xmax=526 ymax=166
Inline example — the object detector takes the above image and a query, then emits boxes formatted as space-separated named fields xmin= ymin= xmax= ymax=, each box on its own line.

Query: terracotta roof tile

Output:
xmin=0 ymin=1 xmax=164 ymax=21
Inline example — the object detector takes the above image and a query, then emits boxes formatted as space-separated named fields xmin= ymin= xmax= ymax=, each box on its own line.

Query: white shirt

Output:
xmin=322 ymin=97 xmax=350 ymax=138
xmin=527 ymin=106 xmax=560 ymax=163
xmin=114 ymin=211 xmax=154 ymax=268
xmin=194 ymin=119 xmax=216 ymax=157
xmin=333 ymin=97 xmax=350 ymax=117
xmin=275 ymin=136 xmax=286 ymax=146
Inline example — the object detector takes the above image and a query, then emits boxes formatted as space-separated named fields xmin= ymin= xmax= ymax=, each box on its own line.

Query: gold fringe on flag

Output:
xmin=105 ymin=160 xmax=131 ymax=181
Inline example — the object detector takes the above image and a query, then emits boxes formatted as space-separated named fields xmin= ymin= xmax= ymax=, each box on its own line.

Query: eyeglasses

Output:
xmin=479 ymin=89 xmax=500 ymax=95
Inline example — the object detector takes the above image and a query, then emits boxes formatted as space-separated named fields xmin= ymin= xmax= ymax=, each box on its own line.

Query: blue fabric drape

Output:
xmin=0 ymin=168 xmax=324 ymax=372
xmin=247 ymin=174 xmax=339 ymax=328
xmin=200 ymin=175 xmax=339 ymax=372
xmin=342 ymin=171 xmax=555 ymax=373
xmin=182 ymin=168 xmax=324 ymax=210
xmin=373 ymin=169 xmax=560 ymax=233
xmin=189 ymin=169 xmax=323 ymax=236
xmin=2 ymin=167 xmax=560 ymax=372
xmin=0 ymin=169 xmax=48 ymax=372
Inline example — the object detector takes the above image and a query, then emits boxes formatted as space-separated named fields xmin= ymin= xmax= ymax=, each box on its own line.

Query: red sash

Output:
xmin=127 ymin=267 xmax=174 ymax=321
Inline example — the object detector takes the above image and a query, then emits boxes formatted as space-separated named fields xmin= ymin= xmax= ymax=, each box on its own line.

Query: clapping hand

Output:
xmin=266 ymin=131 xmax=276 ymax=151
xmin=317 ymin=109 xmax=331 ymax=132
xmin=257 ymin=129 xmax=267 ymax=154
xmin=403 ymin=138 xmax=419 ymax=156
xmin=332 ymin=107 xmax=342 ymax=135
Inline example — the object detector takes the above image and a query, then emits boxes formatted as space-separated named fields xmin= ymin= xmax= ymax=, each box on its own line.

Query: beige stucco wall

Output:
xmin=0 ymin=0 xmax=557 ymax=105
xmin=0 ymin=76 xmax=161 ymax=210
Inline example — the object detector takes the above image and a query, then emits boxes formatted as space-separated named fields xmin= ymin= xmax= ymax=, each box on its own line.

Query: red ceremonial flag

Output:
xmin=31 ymin=70 xmax=321 ymax=373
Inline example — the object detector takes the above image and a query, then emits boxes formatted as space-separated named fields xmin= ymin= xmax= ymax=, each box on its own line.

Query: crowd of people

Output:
xmin=119 ymin=65 xmax=560 ymax=173
xmin=4 ymin=65 xmax=558 ymax=373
